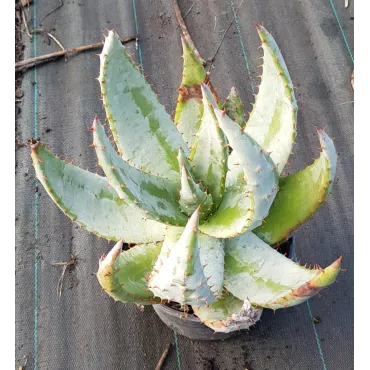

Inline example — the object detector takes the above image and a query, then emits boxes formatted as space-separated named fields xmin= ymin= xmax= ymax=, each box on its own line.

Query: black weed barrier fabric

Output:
xmin=15 ymin=0 xmax=353 ymax=369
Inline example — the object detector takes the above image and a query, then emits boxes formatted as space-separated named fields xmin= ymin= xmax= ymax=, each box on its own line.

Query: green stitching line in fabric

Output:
xmin=131 ymin=0 xmax=143 ymax=72
xmin=173 ymin=331 xmax=182 ymax=370
xmin=295 ymin=254 xmax=328 ymax=370
xmin=306 ymin=300 xmax=327 ymax=370
xmin=130 ymin=1 xmax=181 ymax=368
xmin=328 ymin=0 xmax=354 ymax=64
xmin=230 ymin=0 xmax=255 ymax=93
xmin=32 ymin=1 xmax=39 ymax=370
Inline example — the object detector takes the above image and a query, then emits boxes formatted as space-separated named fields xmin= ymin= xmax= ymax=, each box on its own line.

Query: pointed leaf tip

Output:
xmin=31 ymin=142 xmax=167 ymax=243
xmin=244 ymin=25 xmax=297 ymax=174
xmin=223 ymin=86 xmax=246 ymax=129
xmin=225 ymin=232 xmax=342 ymax=309
xmin=190 ymin=83 xmax=228 ymax=210
xmin=99 ymin=30 xmax=188 ymax=180
xmin=332 ymin=256 xmax=342 ymax=270
xmin=190 ymin=205 xmax=201 ymax=223
xmin=97 ymin=242 xmax=163 ymax=305
xmin=253 ymin=22 xmax=263 ymax=32
xmin=254 ymin=131 xmax=337 ymax=245
xmin=175 ymin=37 xmax=207 ymax=146
xmin=148 ymin=211 xmax=217 ymax=306
xmin=104 ymin=240 xmax=123 ymax=264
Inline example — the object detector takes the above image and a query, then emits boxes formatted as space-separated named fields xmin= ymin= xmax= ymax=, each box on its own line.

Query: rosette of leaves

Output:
xmin=31 ymin=24 xmax=341 ymax=333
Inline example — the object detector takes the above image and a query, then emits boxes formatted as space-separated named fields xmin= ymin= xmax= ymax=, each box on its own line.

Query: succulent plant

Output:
xmin=30 ymin=24 xmax=342 ymax=333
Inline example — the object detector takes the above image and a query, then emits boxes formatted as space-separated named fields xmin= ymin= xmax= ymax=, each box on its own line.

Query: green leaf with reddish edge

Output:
xmin=174 ymin=36 xmax=207 ymax=148
xmin=92 ymin=117 xmax=188 ymax=226
xmin=30 ymin=141 xmax=166 ymax=243
xmin=148 ymin=208 xmax=218 ymax=306
xmin=177 ymin=148 xmax=213 ymax=219
xmin=224 ymin=232 xmax=342 ymax=310
xmin=222 ymin=86 xmax=246 ymax=129
xmin=189 ymin=84 xmax=228 ymax=210
xmin=99 ymin=30 xmax=188 ymax=180
xmin=193 ymin=294 xmax=262 ymax=333
xmin=244 ymin=24 xmax=298 ymax=174
xmin=97 ymin=241 xmax=163 ymax=305
xmin=254 ymin=130 xmax=337 ymax=245
xmin=213 ymin=106 xmax=279 ymax=232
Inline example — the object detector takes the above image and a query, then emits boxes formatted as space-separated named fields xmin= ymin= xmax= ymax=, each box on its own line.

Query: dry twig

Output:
xmin=208 ymin=0 xmax=244 ymax=72
xmin=17 ymin=354 xmax=28 ymax=370
xmin=176 ymin=3 xmax=194 ymax=29
xmin=33 ymin=28 xmax=66 ymax=52
xmin=46 ymin=32 xmax=65 ymax=51
xmin=21 ymin=6 xmax=32 ymax=39
xmin=42 ymin=0 xmax=64 ymax=22
xmin=155 ymin=344 xmax=172 ymax=370
xmin=15 ymin=35 xmax=137 ymax=72
xmin=20 ymin=5 xmax=65 ymax=54
xmin=208 ymin=18 xmax=234 ymax=64
xmin=21 ymin=0 xmax=32 ymax=6
xmin=52 ymin=254 xmax=77 ymax=298
xmin=173 ymin=0 xmax=206 ymax=65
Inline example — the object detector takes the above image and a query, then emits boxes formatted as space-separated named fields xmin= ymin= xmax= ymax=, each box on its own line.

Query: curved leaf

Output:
xmin=224 ymin=232 xmax=342 ymax=310
xmin=178 ymin=148 xmax=213 ymax=219
xmin=175 ymin=36 xmax=207 ymax=148
xmin=223 ymin=86 xmax=246 ymax=129
xmin=97 ymin=241 xmax=162 ymax=305
xmin=93 ymin=118 xmax=188 ymax=226
xmin=148 ymin=208 xmax=217 ymax=306
xmin=193 ymin=294 xmax=262 ymax=333
xmin=254 ymin=130 xmax=337 ymax=245
xmin=99 ymin=31 xmax=188 ymax=180
xmin=30 ymin=142 xmax=166 ymax=243
xmin=213 ymin=107 xmax=279 ymax=231
xmin=154 ymin=225 xmax=225 ymax=300
xmin=245 ymin=24 xmax=298 ymax=174
xmin=199 ymin=167 xmax=254 ymax=238
xmin=189 ymin=84 xmax=228 ymax=209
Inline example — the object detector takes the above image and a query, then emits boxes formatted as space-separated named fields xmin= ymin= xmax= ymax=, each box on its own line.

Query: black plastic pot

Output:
xmin=153 ymin=236 xmax=296 ymax=341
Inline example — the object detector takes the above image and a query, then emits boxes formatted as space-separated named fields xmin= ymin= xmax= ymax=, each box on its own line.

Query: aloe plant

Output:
xmin=30 ymin=24 xmax=342 ymax=333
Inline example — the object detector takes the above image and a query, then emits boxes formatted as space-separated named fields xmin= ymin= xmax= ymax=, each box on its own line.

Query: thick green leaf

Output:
xmin=99 ymin=31 xmax=188 ymax=180
xmin=97 ymin=241 xmax=162 ymax=305
xmin=177 ymin=148 xmax=213 ymax=219
xmin=199 ymin=167 xmax=253 ymax=238
xmin=30 ymin=142 xmax=166 ymax=243
xmin=224 ymin=232 xmax=342 ymax=309
xmin=193 ymin=294 xmax=262 ymax=332
xmin=196 ymin=234 xmax=225 ymax=299
xmin=222 ymin=86 xmax=246 ymax=129
xmin=214 ymin=107 xmax=279 ymax=231
xmin=155 ymin=225 xmax=225 ymax=299
xmin=148 ymin=208 xmax=217 ymax=306
xmin=92 ymin=118 xmax=188 ymax=226
xmin=175 ymin=36 xmax=207 ymax=148
xmin=189 ymin=84 xmax=228 ymax=209
xmin=254 ymin=130 xmax=337 ymax=245
xmin=245 ymin=24 xmax=298 ymax=174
